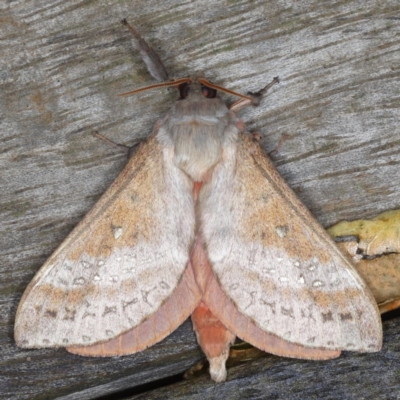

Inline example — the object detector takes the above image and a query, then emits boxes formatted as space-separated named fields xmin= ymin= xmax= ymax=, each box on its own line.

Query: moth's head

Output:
xmin=178 ymin=80 xmax=217 ymax=101
xmin=119 ymin=77 xmax=253 ymax=104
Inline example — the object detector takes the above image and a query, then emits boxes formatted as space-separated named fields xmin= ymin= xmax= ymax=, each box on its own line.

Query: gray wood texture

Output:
xmin=131 ymin=318 xmax=400 ymax=400
xmin=1 ymin=0 xmax=399 ymax=399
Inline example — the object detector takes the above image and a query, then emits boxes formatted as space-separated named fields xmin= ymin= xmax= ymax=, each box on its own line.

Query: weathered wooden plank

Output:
xmin=4 ymin=320 xmax=202 ymax=400
xmin=1 ymin=0 xmax=400 ymax=399
xmin=129 ymin=318 xmax=400 ymax=400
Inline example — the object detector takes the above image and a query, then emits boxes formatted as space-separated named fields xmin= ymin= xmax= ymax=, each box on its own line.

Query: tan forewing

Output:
xmin=199 ymin=134 xmax=382 ymax=352
xmin=15 ymin=134 xmax=195 ymax=348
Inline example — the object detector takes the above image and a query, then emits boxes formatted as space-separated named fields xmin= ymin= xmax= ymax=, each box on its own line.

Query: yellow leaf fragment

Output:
xmin=330 ymin=210 xmax=400 ymax=313
xmin=328 ymin=209 xmax=400 ymax=257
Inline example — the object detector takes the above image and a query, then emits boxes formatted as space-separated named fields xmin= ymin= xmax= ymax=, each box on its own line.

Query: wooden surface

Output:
xmin=131 ymin=318 xmax=400 ymax=400
xmin=1 ymin=0 xmax=400 ymax=399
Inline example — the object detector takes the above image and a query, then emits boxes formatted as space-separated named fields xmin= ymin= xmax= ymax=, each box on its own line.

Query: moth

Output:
xmin=15 ymin=19 xmax=382 ymax=382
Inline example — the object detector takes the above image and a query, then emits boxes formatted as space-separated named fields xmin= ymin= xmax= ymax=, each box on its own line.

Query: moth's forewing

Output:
xmin=199 ymin=135 xmax=382 ymax=353
xmin=191 ymin=233 xmax=341 ymax=360
xmin=68 ymin=261 xmax=202 ymax=355
xmin=15 ymin=136 xmax=196 ymax=349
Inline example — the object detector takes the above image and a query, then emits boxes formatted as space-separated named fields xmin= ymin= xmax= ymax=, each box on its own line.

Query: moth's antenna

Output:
xmin=118 ymin=78 xmax=192 ymax=97
xmin=121 ymin=19 xmax=169 ymax=82
xmin=198 ymin=78 xmax=254 ymax=102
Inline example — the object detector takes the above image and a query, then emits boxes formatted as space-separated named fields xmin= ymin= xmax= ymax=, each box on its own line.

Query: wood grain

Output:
xmin=1 ymin=0 xmax=399 ymax=398
xmin=130 ymin=318 xmax=400 ymax=400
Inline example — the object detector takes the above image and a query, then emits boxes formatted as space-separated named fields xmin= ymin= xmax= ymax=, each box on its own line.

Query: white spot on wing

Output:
xmin=263 ymin=268 xmax=276 ymax=274
xmin=275 ymin=225 xmax=289 ymax=238
xmin=112 ymin=226 xmax=123 ymax=239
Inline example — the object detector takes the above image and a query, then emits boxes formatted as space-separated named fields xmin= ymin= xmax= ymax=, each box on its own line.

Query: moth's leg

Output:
xmin=269 ymin=133 xmax=292 ymax=156
xmin=92 ymin=130 xmax=139 ymax=158
xmin=121 ymin=19 xmax=169 ymax=82
xmin=229 ymin=76 xmax=280 ymax=113
xmin=184 ymin=358 xmax=208 ymax=380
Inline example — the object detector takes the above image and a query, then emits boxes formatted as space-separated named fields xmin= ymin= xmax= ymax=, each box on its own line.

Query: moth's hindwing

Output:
xmin=200 ymin=134 xmax=382 ymax=352
xmin=15 ymin=135 xmax=196 ymax=349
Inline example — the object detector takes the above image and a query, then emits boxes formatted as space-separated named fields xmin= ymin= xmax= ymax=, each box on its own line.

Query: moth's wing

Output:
xmin=68 ymin=260 xmax=202 ymax=356
xmin=191 ymin=238 xmax=340 ymax=360
xmin=15 ymin=135 xmax=196 ymax=348
xmin=199 ymin=134 xmax=382 ymax=353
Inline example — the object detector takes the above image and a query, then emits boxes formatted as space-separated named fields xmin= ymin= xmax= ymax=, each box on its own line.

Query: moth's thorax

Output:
xmin=157 ymin=86 xmax=240 ymax=182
